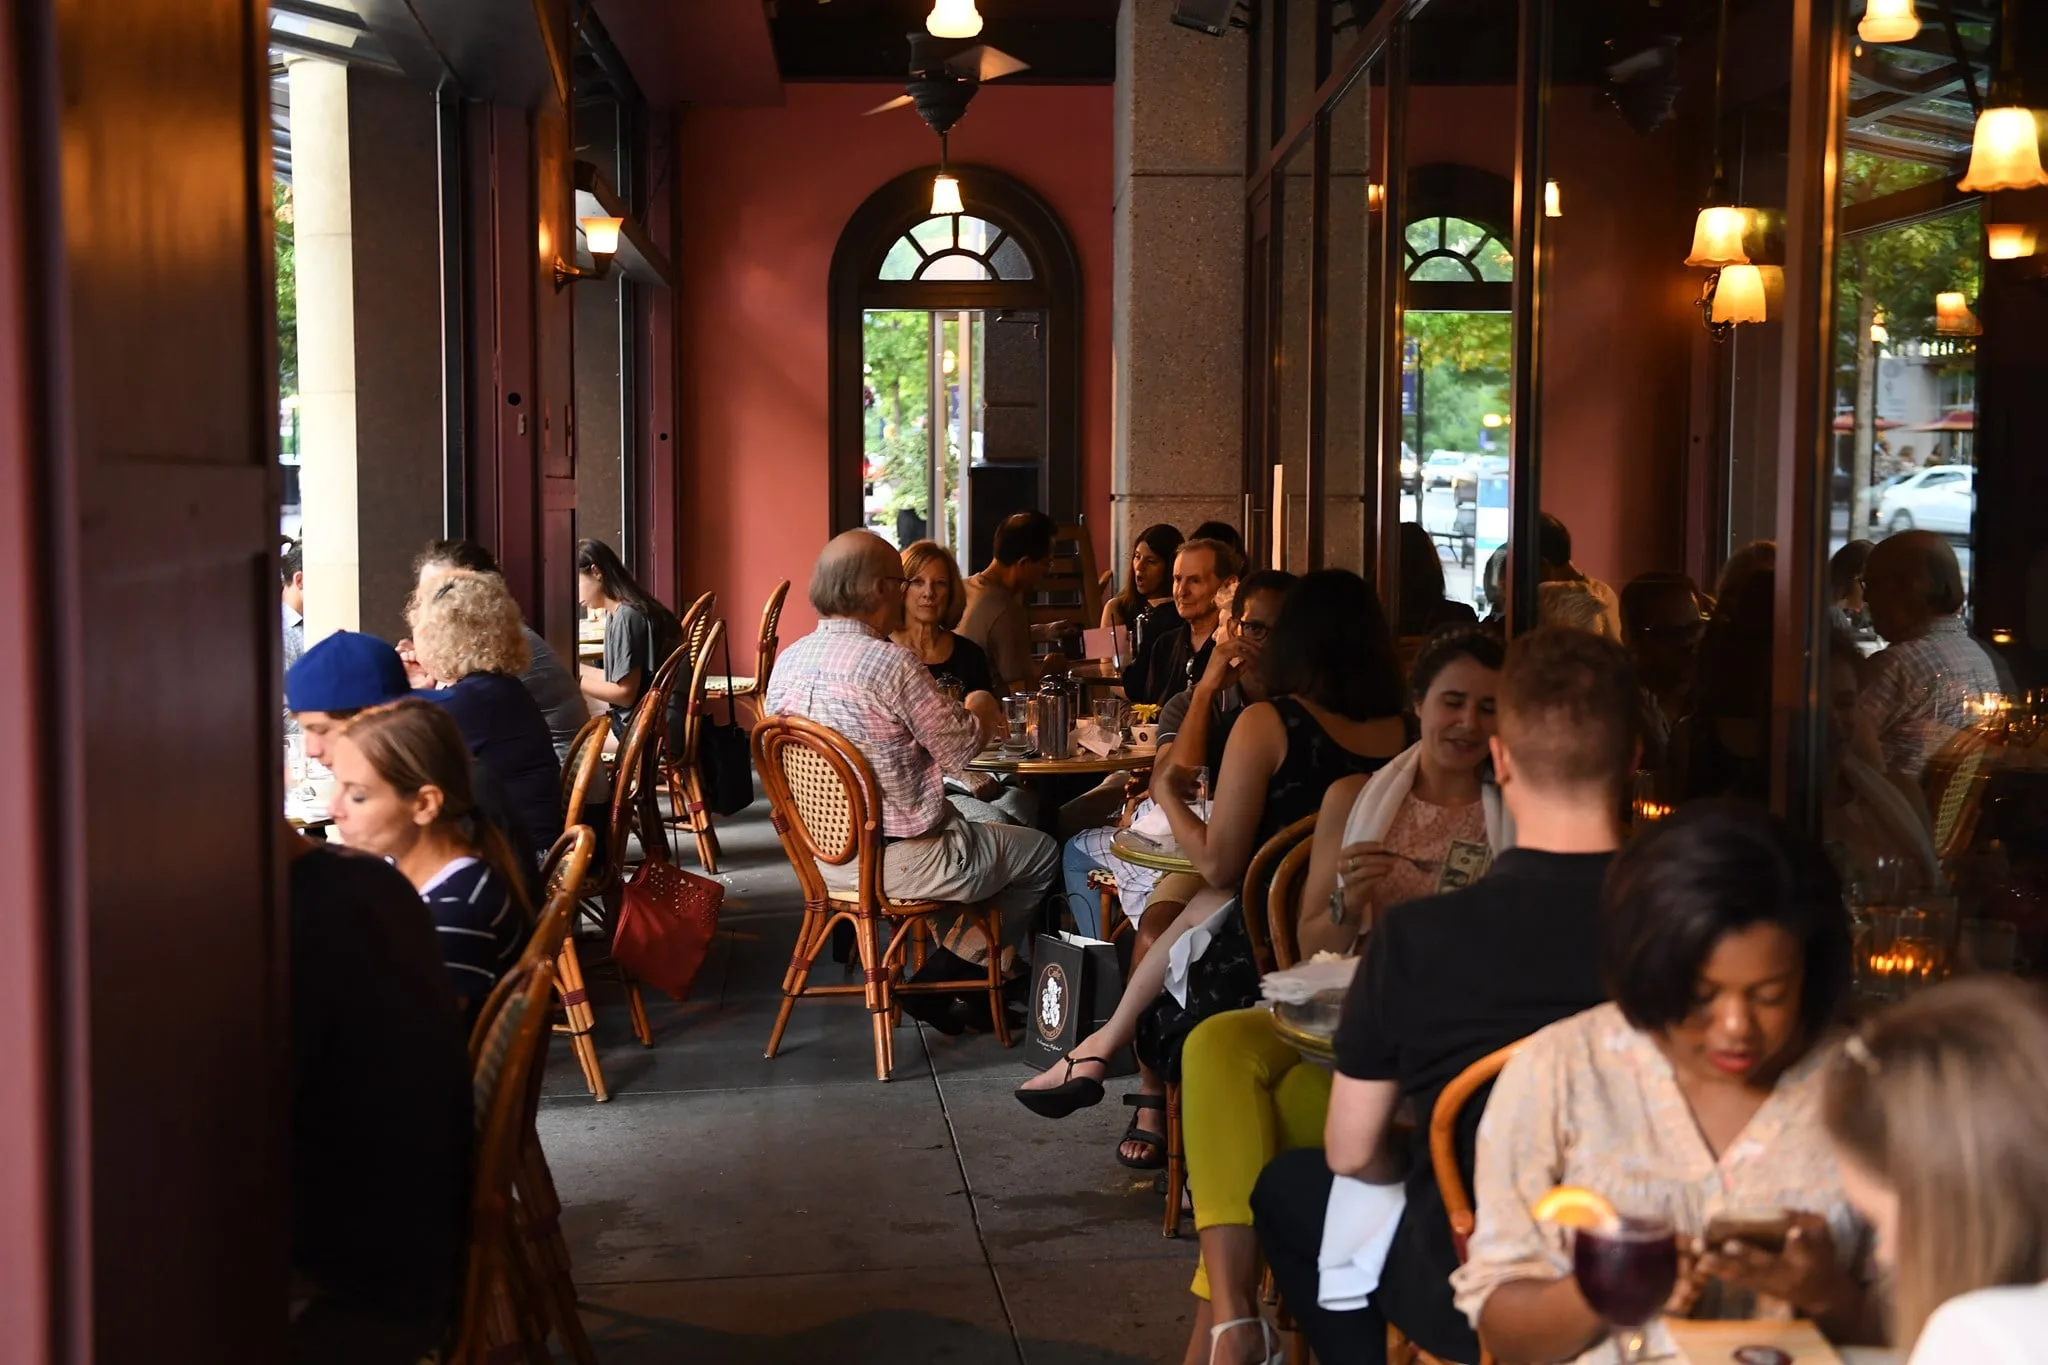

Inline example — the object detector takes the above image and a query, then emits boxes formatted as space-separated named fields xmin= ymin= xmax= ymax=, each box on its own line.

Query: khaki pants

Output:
xmin=821 ymin=808 xmax=1058 ymax=954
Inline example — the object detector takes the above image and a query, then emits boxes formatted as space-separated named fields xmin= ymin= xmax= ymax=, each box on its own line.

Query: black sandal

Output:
xmin=1014 ymin=1054 xmax=1108 ymax=1118
xmin=1116 ymin=1092 xmax=1167 ymax=1170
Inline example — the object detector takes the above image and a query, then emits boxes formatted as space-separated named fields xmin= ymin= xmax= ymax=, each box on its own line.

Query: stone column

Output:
xmin=289 ymin=56 xmax=360 ymax=639
xmin=287 ymin=59 xmax=445 ymax=643
xmin=1113 ymin=0 xmax=1247 ymax=560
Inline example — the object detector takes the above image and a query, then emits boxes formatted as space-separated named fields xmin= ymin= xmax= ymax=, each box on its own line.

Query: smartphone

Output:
xmin=1704 ymin=1210 xmax=1793 ymax=1254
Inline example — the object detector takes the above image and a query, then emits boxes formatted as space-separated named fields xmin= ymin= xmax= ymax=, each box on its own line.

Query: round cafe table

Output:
xmin=1268 ymin=1001 xmax=1337 ymax=1064
xmin=1108 ymin=827 xmax=1197 ymax=876
xmin=967 ymin=742 xmax=1157 ymax=778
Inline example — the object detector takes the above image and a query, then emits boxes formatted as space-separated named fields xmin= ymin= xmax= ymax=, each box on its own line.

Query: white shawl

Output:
xmin=1339 ymin=742 xmax=1515 ymax=854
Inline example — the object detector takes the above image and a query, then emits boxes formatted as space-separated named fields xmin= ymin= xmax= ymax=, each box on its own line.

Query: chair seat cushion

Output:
xmin=823 ymin=886 xmax=945 ymax=914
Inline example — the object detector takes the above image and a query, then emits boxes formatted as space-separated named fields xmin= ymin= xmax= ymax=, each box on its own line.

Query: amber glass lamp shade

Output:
xmin=1711 ymin=265 xmax=1767 ymax=325
xmin=1958 ymin=107 xmax=2048 ymax=193
xmin=579 ymin=216 xmax=624 ymax=256
xmin=1934 ymin=291 xmax=1981 ymax=336
xmin=1988 ymin=223 xmax=2039 ymax=259
xmin=926 ymin=0 xmax=983 ymax=38
xmin=1857 ymin=0 xmax=1920 ymax=43
xmin=1686 ymin=205 xmax=1750 ymax=268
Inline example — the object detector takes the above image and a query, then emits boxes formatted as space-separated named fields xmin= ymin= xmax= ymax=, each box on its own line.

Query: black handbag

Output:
xmin=696 ymin=631 xmax=756 ymax=816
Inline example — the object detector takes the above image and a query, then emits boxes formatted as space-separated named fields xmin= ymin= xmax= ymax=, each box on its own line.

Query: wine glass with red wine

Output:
xmin=1574 ymin=1214 xmax=1679 ymax=1363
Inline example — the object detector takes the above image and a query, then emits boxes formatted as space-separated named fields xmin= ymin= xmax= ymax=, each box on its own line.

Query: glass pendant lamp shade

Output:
xmin=1857 ymin=0 xmax=1920 ymax=43
xmin=1711 ymin=265 xmax=1766 ymax=325
xmin=1934 ymin=291 xmax=1981 ymax=335
xmin=1958 ymin=107 xmax=2048 ymax=193
xmin=926 ymin=0 xmax=983 ymax=38
xmin=1987 ymin=223 xmax=2039 ymax=258
xmin=931 ymin=173 xmax=964 ymax=215
xmin=1544 ymin=180 xmax=1562 ymax=217
xmin=1686 ymin=205 xmax=1750 ymax=268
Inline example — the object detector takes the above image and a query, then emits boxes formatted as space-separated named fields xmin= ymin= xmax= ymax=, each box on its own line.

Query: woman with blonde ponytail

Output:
xmin=1825 ymin=976 xmax=2048 ymax=1362
xmin=327 ymin=698 xmax=534 ymax=1025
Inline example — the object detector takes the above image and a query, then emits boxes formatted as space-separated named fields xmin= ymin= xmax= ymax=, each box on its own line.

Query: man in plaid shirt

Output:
xmin=1860 ymin=530 xmax=2005 ymax=779
xmin=767 ymin=531 xmax=1058 ymax=953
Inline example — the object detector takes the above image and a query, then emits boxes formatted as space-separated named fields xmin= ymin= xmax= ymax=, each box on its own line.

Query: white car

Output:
xmin=1876 ymin=464 xmax=1974 ymax=537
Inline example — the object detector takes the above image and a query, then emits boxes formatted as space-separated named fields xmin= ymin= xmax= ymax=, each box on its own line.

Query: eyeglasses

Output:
xmin=1237 ymin=618 xmax=1272 ymax=641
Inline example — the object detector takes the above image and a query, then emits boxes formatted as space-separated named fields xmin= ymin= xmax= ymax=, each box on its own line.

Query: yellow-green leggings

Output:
xmin=1182 ymin=1006 xmax=1332 ymax=1299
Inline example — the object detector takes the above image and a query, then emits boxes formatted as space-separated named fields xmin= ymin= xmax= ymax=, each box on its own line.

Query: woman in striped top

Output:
xmin=327 ymin=697 xmax=533 ymax=1027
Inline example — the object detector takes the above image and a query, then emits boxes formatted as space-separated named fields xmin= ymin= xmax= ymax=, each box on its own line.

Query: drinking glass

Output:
xmin=1573 ymin=1216 xmax=1679 ymax=1364
xmin=1094 ymin=697 xmax=1124 ymax=737
xmin=1191 ymin=765 xmax=1212 ymax=806
xmin=1003 ymin=695 xmax=1033 ymax=754
xmin=939 ymin=676 xmax=965 ymax=705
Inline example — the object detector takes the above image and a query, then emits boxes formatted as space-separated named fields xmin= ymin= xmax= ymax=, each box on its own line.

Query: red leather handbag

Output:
xmin=611 ymin=857 xmax=724 ymax=1001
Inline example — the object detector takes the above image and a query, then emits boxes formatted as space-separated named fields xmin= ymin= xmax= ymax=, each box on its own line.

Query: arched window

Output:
xmin=829 ymin=167 xmax=1080 ymax=563
xmin=1403 ymin=164 xmax=1514 ymax=313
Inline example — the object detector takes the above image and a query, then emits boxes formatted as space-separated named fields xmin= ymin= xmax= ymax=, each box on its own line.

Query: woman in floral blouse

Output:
xmin=1453 ymin=804 xmax=1885 ymax=1363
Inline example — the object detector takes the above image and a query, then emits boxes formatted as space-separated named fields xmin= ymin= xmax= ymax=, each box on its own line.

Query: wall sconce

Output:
xmin=1988 ymin=222 xmax=2040 ymax=258
xmin=927 ymin=0 xmax=983 ymax=39
xmin=554 ymin=215 xmax=624 ymax=290
xmin=1367 ymin=182 xmax=1385 ymax=212
xmin=1544 ymin=180 xmax=1562 ymax=218
xmin=1687 ymin=205 xmax=1751 ymax=268
xmin=1858 ymin=0 xmax=1920 ymax=43
xmin=1697 ymin=263 xmax=1766 ymax=339
xmin=1957 ymin=1 xmax=2048 ymax=192
xmin=1934 ymin=290 xmax=1982 ymax=335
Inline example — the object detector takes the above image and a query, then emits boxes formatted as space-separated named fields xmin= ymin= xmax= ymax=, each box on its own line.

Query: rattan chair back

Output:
xmin=678 ymin=590 xmax=716 ymax=669
xmin=560 ymin=715 xmax=609 ymax=825
xmin=1264 ymin=833 xmax=1316 ymax=970
xmin=605 ymin=640 xmax=688 ymax=871
xmin=448 ymin=956 xmax=557 ymax=1365
xmin=1430 ymin=1041 xmax=1524 ymax=1262
xmin=673 ymin=618 xmax=725 ymax=769
xmin=751 ymin=714 xmax=887 ymax=908
xmin=751 ymin=579 xmax=791 ymax=684
xmin=1239 ymin=814 xmax=1316 ymax=976
xmin=539 ymin=824 xmax=596 ymax=907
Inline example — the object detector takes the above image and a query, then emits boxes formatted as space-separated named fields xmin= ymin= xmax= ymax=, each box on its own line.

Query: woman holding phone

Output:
xmin=1452 ymin=805 xmax=1882 ymax=1363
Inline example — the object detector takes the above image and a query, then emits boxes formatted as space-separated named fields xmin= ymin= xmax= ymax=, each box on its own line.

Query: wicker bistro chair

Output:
xmin=552 ymin=736 xmax=611 ymax=1101
xmin=661 ymin=617 xmax=727 ymax=873
xmin=1161 ymin=814 xmax=1319 ymax=1239
xmin=572 ymin=642 xmax=689 ymax=1052
xmin=753 ymin=714 xmax=1013 ymax=1081
xmin=451 ymin=955 xmax=559 ymax=1365
xmin=677 ymin=590 xmax=716 ymax=670
xmin=705 ymin=578 xmax=790 ymax=727
xmin=1384 ymin=1041 xmax=1524 ymax=1365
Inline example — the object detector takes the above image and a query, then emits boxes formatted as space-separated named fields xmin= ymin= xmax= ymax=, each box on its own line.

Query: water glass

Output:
xmin=1094 ymin=697 xmax=1124 ymax=737
xmin=1191 ymin=765 xmax=1212 ymax=805
xmin=939 ymin=676 xmax=965 ymax=705
xmin=1003 ymin=694 xmax=1033 ymax=754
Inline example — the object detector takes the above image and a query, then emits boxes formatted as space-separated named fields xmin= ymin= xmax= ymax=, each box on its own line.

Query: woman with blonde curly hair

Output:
xmin=411 ymin=569 xmax=562 ymax=853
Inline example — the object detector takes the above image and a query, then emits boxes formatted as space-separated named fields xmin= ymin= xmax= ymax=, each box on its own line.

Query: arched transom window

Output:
xmin=1404 ymin=215 xmax=1514 ymax=283
xmin=879 ymin=214 xmax=1036 ymax=282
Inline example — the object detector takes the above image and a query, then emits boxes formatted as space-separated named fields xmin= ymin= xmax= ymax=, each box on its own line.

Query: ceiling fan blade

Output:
xmin=944 ymin=45 xmax=1031 ymax=83
xmin=863 ymin=93 xmax=916 ymax=115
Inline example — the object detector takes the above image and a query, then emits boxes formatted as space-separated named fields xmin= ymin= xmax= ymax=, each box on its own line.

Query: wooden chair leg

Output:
xmin=624 ymin=979 xmax=653 ymax=1047
xmin=554 ymin=938 xmax=609 ymax=1102
xmin=682 ymin=766 xmax=721 ymax=874
xmin=983 ymin=908 xmax=1012 ymax=1049
xmin=856 ymin=914 xmax=891 ymax=1081
xmin=764 ymin=906 xmax=829 ymax=1059
xmin=518 ymin=1145 xmax=599 ymax=1365
xmin=1100 ymin=887 xmax=1128 ymax=942
xmin=1162 ymin=1082 xmax=1186 ymax=1238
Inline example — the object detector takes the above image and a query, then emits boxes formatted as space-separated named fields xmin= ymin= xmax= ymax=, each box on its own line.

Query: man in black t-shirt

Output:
xmin=289 ymin=831 xmax=474 ymax=1364
xmin=1121 ymin=537 xmax=1244 ymax=704
xmin=1251 ymin=627 xmax=1640 ymax=1365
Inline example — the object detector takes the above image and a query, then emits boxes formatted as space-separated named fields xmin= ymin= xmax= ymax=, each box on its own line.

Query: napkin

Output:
xmin=1316 ymin=1176 xmax=1407 ymax=1311
xmin=1075 ymin=719 xmax=1120 ymax=757
xmin=1130 ymin=800 xmax=1210 ymax=842
xmin=1260 ymin=957 xmax=1360 ymax=1005
xmin=1162 ymin=889 xmax=1236 ymax=1007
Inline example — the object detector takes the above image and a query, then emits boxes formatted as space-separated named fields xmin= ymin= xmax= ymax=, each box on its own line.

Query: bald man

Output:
xmin=1859 ymin=530 xmax=2004 ymax=778
xmin=765 ymin=531 xmax=1058 ymax=957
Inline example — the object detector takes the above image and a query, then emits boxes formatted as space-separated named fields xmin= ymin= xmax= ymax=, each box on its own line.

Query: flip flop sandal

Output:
xmin=1116 ymin=1092 xmax=1168 ymax=1170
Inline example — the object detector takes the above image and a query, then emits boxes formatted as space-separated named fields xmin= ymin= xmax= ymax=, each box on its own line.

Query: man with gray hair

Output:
xmin=1860 ymin=529 xmax=2004 ymax=779
xmin=766 ymin=531 xmax=1058 ymax=957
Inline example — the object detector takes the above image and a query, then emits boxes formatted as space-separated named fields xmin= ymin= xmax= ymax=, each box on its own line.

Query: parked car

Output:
xmin=1875 ymin=464 xmax=1974 ymax=537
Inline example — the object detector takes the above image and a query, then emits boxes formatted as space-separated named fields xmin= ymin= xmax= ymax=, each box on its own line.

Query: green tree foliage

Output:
xmin=862 ymin=310 xmax=932 ymax=522
xmin=1403 ymin=310 xmax=1511 ymax=453
xmin=1833 ymin=152 xmax=1980 ymax=370
xmin=275 ymin=179 xmax=297 ymax=400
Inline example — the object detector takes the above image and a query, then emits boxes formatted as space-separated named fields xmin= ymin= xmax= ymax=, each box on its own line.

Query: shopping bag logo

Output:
xmin=1034 ymin=962 xmax=1070 ymax=1042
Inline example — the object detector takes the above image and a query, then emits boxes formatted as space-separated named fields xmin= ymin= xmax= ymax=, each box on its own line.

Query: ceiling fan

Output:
xmin=865 ymin=29 xmax=1032 ymax=211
